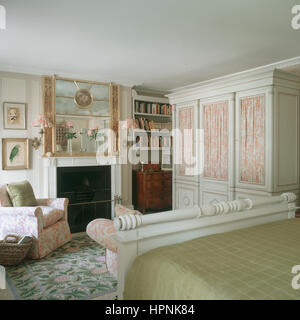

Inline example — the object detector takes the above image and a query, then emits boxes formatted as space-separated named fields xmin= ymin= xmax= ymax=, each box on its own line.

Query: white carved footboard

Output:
xmin=112 ymin=193 xmax=297 ymax=299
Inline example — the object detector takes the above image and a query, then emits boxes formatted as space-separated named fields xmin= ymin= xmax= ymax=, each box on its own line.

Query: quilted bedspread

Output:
xmin=124 ymin=219 xmax=300 ymax=300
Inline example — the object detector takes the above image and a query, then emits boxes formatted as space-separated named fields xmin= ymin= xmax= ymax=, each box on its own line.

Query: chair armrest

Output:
xmin=36 ymin=198 xmax=69 ymax=220
xmin=0 ymin=206 xmax=42 ymax=218
xmin=0 ymin=207 xmax=43 ymax=239
xmin=86 ymin=219 xmax=117 ymax=252
xmin=36 ymin=198 xmax=69 ymax=210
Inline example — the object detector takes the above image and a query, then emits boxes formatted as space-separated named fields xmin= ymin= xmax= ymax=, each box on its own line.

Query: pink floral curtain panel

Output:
xmin=179 ymin=106 xmax=194 ymax=176
xmin=204 ymin=101 xmax=228 ymax=180
xmin=239 ymin=94 xmax=265 ymax=184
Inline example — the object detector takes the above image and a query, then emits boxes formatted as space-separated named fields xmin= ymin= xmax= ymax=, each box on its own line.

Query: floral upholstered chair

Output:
xmin=86 ymin=204 xmax=142 ymax=277
xmin=0 ymin=184 xmax=71 ymax=259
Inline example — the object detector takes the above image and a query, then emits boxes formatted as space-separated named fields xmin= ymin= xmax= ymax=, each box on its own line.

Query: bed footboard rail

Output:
xmin=113 ymin=192 xmax=297 ymax=299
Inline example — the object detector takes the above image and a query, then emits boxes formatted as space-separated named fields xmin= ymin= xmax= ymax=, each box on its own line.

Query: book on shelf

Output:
xmin=135 ymin=134 xmax=172 ymax=149
xmin=135 ymin=117 xmax=154 ymax=130
xmin=134 ymin=117 xmax=172 ymax=131
xmin=135 ymin=100 xmax=172 ymax=115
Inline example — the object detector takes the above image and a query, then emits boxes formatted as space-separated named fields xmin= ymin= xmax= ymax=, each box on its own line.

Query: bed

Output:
xmin=112 ymin=193 xmax=298 ymax=300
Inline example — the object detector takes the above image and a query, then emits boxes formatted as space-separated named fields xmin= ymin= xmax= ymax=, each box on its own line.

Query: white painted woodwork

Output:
xmin=173 ymin=100 xmax=199 ymax=184
xmin=169 ymin=68 xmax=300 ymax=207
xmin=199 ymin=93 xmax=235 ymax=205
xmin=235 ymin=86 xmax=272 ymax=192
xmin=201 ymin=189 xmax=228 ymax=206
xmin=174 ymin=181 xmax=199 ymax=209
xmin=273 ymin=86 xmax=300 ymax=193
xmin=113 ymin=192 xmax=297 ymax=299
xmin=0 ymin=72 xmax=44 ymax=197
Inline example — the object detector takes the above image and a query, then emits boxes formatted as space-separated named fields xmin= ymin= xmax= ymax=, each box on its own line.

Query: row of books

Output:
xmin=135 ymin=101 xmax=172 ymax=115
xmin=136 ymin=135 xmax=172 ymax=148
xmin=134 ymin=118 xmax=172 ymax=131
xmin=134 ymin=118 xmax=154 ymax=130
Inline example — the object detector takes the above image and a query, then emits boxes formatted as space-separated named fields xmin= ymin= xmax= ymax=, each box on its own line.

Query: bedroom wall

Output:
xmin=0 ymin=71 xmax=133 ymax=204
xmin=0 ymin=71 xmax=44 ymax=197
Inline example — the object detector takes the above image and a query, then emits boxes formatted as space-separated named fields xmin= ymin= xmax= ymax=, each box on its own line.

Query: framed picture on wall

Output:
xmin=2 ymin=138 xmax=29 ymax=170
xmin=3 ymin=102 xmax=27 ymax=130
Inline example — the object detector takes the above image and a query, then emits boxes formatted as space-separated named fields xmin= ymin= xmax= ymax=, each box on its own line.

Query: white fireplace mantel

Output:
xmin=43 ymin=156 xmax=122 ymax=219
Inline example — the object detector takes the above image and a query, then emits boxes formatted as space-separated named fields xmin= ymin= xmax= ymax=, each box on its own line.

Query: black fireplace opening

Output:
xmin=57 ymin=166 xmax=111 ymax=233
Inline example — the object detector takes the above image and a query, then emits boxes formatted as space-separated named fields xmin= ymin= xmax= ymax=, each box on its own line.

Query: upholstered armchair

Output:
xmin=0 ymin=196 xmax=71 ymax=259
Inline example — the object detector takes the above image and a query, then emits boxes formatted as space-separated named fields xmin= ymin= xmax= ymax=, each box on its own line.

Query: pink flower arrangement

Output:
xmin=63 ymin=122 xmax=77 ymax=140
xmin=65 ymin=121 xmax=74 ymax=128
xmin=87 ymin=126 xmax=100 ymax=140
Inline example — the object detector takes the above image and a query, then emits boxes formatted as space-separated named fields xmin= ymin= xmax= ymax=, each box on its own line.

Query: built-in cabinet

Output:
xmin=170 ymin=69 xmax=300 ymax=209
xmin=131 ymin=89 xmax=173 ymax=213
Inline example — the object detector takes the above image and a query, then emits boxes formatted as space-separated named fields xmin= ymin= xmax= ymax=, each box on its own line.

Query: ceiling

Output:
xmin=0 ymin=0 xmax=300 ymax=91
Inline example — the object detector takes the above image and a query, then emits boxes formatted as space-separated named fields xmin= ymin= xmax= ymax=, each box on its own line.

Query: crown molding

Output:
xmin=167 ymin=57 xmax=300 ymax=104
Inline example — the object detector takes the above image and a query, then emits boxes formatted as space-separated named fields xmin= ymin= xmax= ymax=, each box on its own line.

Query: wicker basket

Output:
xmin=0 ymin=234 xmax=33 ymax=266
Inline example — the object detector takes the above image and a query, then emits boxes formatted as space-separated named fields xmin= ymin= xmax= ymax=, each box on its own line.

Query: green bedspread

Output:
xmin=124 ymin=219 xmax=300 ymax=300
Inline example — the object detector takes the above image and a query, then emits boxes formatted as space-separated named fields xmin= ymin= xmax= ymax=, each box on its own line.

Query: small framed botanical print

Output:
xmin=2 ymin=138 xmax=29 ymax=170
xmin=3 ymin=102 xmax=27 ymax=130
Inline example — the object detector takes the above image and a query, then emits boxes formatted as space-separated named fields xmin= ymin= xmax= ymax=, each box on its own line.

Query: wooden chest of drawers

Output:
xmin=133 ymin=170 xmax=172 ymax=213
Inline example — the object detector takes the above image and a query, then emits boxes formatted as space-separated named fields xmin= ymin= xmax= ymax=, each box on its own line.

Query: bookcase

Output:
xmin=131 ymin=88 xmax=173 ymax=213
xmin=131 ymin=89 xmax=172 ymax=170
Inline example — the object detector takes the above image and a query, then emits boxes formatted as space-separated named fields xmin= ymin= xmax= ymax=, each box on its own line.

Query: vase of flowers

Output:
xmin=64 ymin=122 xmax=77 ymax=155
xmin=87 ymin=126 xmax=103 ymax=153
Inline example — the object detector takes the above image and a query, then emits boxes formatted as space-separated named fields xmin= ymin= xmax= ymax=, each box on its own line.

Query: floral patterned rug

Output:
xmin=6 ymin=234 xmax=117 ymax=300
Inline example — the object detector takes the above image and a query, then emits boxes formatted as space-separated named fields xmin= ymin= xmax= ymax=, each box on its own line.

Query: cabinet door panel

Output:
xmin=201 ymin=191 xmax=228 ymax=206
xmin=174 ymin=101 xmax=199 ymax=183
xmin=239 ymin=93 xmax=265 ymax=185
xmin=175 ymin=182 xmax=199 ymax=209
xmin=203 ymin=100 xmax=229 ymax=180
xmin=235 ymin=87 xmax=273 ymax=192
xmin=274 ymin=86 xmax=300 ymax=192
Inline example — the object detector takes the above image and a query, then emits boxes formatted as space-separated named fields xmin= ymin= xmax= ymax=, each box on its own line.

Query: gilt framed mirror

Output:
xmin=42 ymin=75 xmax=120 ymax=157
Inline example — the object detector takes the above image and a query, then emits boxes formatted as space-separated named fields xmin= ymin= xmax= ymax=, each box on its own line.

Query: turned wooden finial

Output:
xmin=113 ymin=214 xmax=143 ymax=231
xmin=200 ymin=198 xmax=253 ymax=216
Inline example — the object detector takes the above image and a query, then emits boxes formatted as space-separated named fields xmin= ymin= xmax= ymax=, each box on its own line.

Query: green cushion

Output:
xmin=6 ymin=181 xmax=37 ymax=207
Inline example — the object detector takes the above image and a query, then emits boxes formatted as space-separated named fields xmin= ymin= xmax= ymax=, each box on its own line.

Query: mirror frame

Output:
xmin=42 ymin=75 xmax=120 ymax=157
